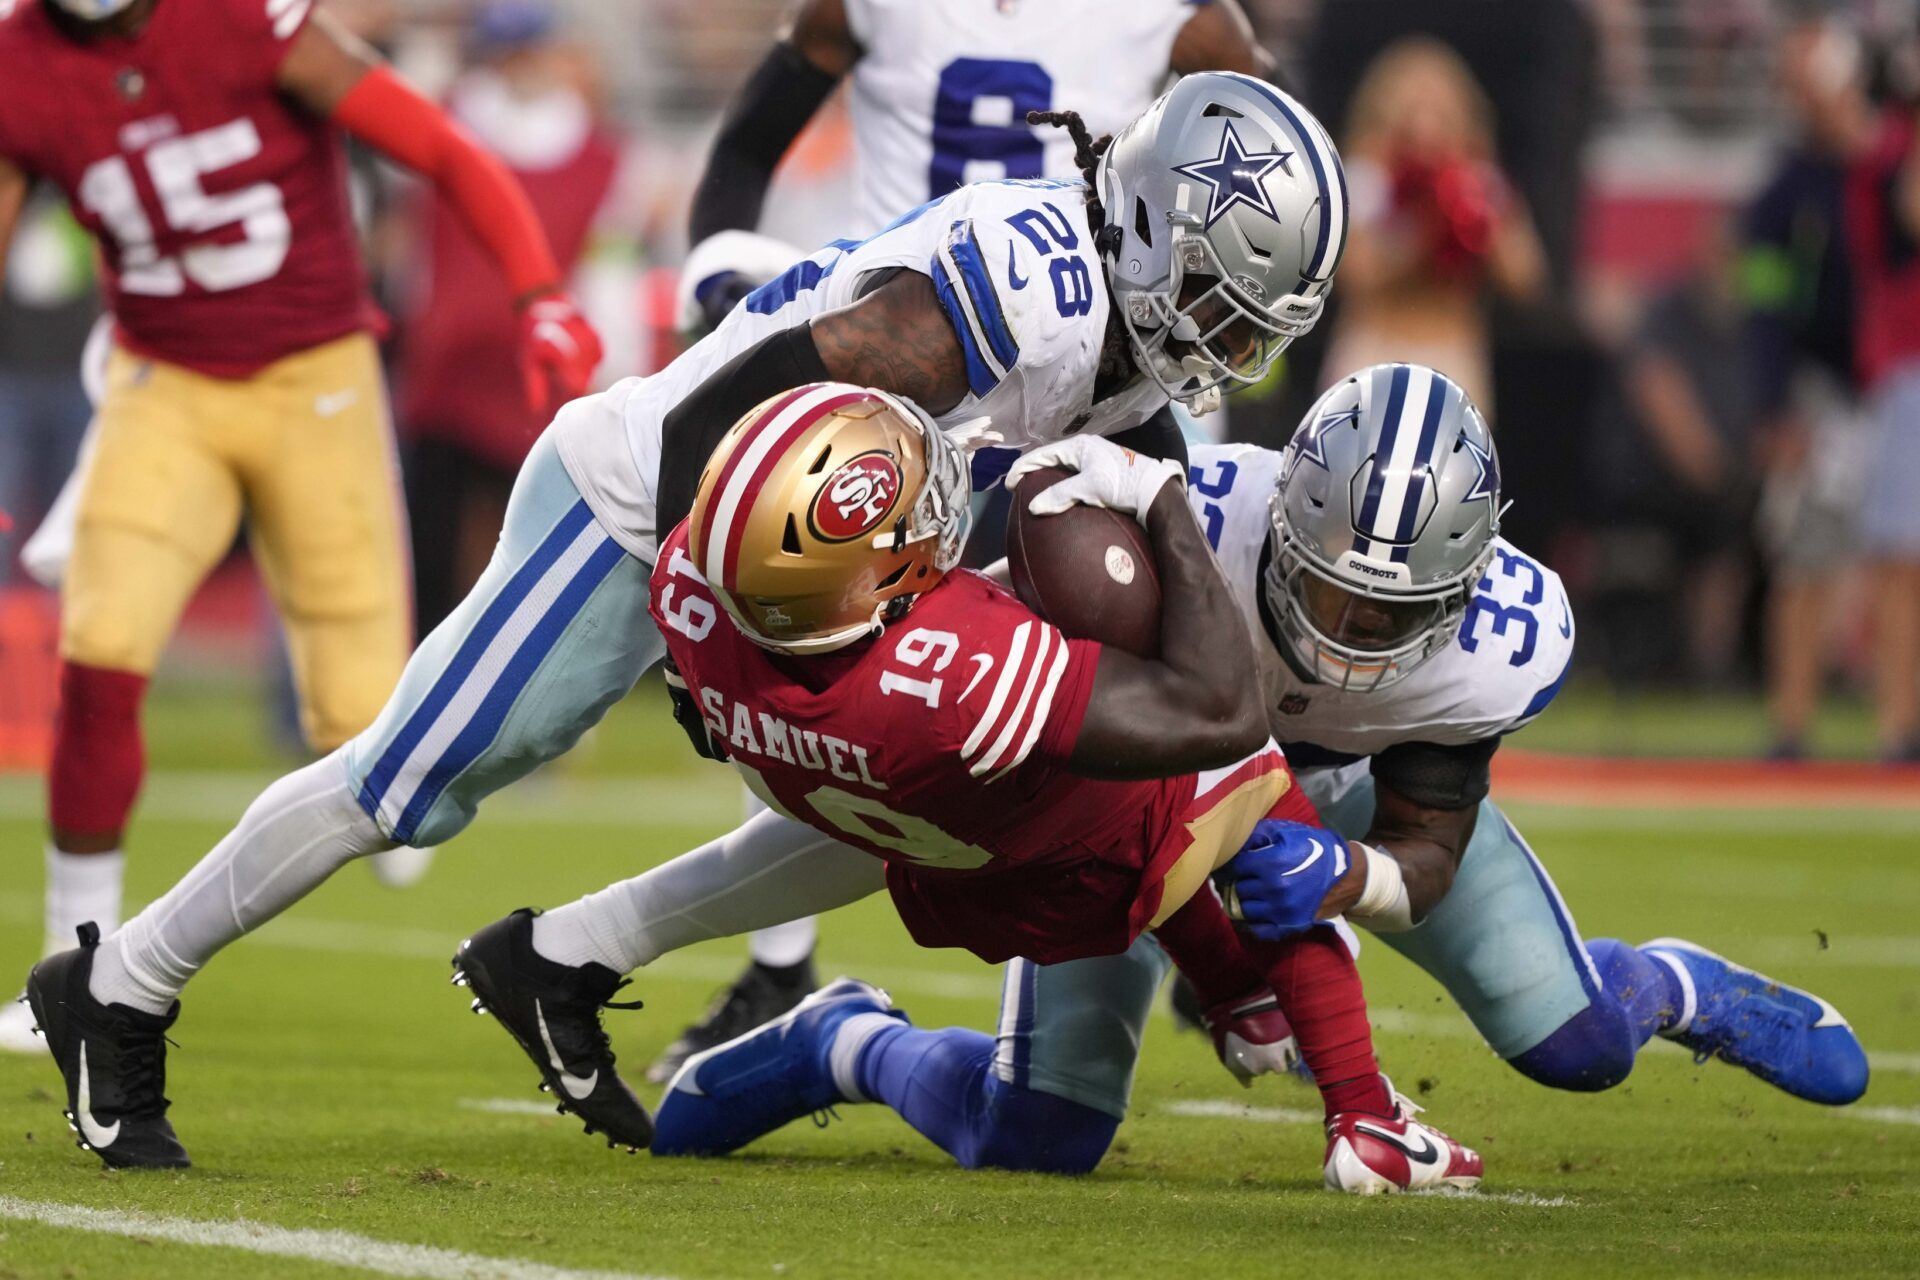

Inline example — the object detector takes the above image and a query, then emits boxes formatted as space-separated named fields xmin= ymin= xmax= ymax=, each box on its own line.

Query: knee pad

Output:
xmin=1507 ymin=996 xmax=1638 ymax=1092
xmin=959 ymin=1077 xmax=1119 ymax=1176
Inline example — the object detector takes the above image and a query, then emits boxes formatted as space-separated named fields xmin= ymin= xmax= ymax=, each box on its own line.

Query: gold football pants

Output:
xmin=62 ymin=333 xmax=410 ymax=751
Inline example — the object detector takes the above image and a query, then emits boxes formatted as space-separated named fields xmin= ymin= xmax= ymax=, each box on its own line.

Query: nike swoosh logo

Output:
xmin=1558 ymin=605 xmax=1572 ymax=638
xmin=1352 ymin=1121 xmax=1439 ymax=1165
xmin=77 ymin=1041 xmax=120 ymax=1149
xmin=314 ymin=389 xmax=359 ymax=417
xmin=534 ymin=1001 xmax=598 ymax=1100
xmin=960 ymin=653 xmax=994 ymax=702
xmin=1280 ymin=839 xmax=1324 ymax=877
xmin=1006 ymin=242 xmax=1028 ymax=291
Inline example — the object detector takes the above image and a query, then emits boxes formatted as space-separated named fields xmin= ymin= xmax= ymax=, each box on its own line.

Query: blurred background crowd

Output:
xmin=4 ymin=0 xmax=1920 ymax=764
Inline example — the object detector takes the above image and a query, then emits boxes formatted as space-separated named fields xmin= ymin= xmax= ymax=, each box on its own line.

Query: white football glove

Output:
xmin=1006 ymin=435 xmax=1184 ymax=527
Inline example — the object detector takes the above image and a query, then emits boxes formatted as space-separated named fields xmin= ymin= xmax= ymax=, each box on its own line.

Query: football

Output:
xmin=1005 ymin=465 xmax=1163 ymax=657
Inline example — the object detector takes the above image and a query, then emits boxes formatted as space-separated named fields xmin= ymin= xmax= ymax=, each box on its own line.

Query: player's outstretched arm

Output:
xmin=1068 ymin=482 xmax=1267 ymax=780
xmin=276 ymin=13 xmax=600 ymax=414
xmin=688 ymin=0 xmax=858 ymax=249
xmin=655 ymin=269 xmax=970 ymax=536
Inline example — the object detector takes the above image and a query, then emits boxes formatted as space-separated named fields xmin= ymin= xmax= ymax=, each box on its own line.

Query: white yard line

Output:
xmin=1161 ymin=1099 xmax=1321 ymax=1125
xmin=1845 ymin=1106 xmax=1920 ymax=1127
xmin=0 ymin=1196 xmax=670 ymax=1280
xmin=460 ymin=1097 xmax=567 ymax=1116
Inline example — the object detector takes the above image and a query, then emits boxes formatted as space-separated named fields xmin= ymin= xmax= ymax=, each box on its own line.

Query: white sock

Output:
xmin=44 ymin=846 xmax=125 ymax=957
xmin=828 ymin=1012 xmax=897 ymax=1103
xmin=748 ymin=917 xmax=818 ymax=969
xmin=529 ymin=810 xmax=883 ymax=976
xmin=88 ymin=753 xmax=391 ymax=1014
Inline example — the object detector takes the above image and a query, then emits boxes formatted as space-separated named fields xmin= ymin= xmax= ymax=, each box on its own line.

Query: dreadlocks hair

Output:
xmin=1027 ymin=109 xmax=1120 ymax=254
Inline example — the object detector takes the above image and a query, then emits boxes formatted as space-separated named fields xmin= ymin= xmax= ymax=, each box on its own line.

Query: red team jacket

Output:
xmin=0 ymin=0 xmax=374 ymax=376
xmin=651 ymin=523 xmax=1304 ymax=965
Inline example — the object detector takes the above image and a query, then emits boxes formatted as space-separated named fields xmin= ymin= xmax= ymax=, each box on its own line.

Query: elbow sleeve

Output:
xmin=690 ymin=43 xmax=841 ymax=243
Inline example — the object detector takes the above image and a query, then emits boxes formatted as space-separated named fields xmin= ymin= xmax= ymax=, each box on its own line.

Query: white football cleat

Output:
xmin=1323 ymin=1079 xmax=1483 ymax=1195
xmin=1202 ymin=988 xmax=1301 ymax=1086
xmin=368 ymin=846 xmax=436 ymax=889
xmin=0 ymin=994 xmax=48 ymax=1055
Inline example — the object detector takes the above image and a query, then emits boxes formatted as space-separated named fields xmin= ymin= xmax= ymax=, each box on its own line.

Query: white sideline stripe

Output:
xmin=1845 ymin=1106 xmax=1920 ymax=1127
xmin=1162 ymin=1099 xmax=1321 ymax=1125
xmin=1411 ymin=1189 xmax=1581 ymax=1208
xmin=0 ymin=1196 xmax=668 ymax=1280
xmin=461 ymin=1096 xmax=563 ymax=1116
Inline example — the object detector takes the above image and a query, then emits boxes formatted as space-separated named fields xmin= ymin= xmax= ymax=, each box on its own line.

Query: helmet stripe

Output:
xmin=1388 ymin=373 xmax=1454 ymax=562
xmin=1352 ymin=363 xmax=1411 ymax=552
xmin=1221 ymin=74 xmax=1347 ymax=282
xmin=702 ymin=385 xmax=866 ymax=586
xmin=698 ymin=384 xmax=816 ymax=580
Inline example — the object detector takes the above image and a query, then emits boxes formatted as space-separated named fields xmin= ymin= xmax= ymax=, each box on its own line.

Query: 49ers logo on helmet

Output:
xmin=809 ymin=451 xmax=903 ymax=542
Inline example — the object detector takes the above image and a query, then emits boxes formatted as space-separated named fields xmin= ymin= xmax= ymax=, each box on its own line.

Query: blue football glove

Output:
xmin=1224 ymin=820 xmax=1351 ymax=941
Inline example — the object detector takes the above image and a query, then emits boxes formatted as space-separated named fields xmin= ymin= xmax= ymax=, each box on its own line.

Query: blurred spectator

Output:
xmin=392 ymin=0 xmax=621 ymax=635
xmin=1845 ymin=61 xmax=1920 ymax=763
xmin=1743 ymin=19 xmax=1874 ymax=759
xmin=1597 ymin=223 xmax=1756 ymax=685
xmin=1321 ymin=37 xmax=1547 ymax=415
xmin=0 ymin=191 xmax=96 ymax=583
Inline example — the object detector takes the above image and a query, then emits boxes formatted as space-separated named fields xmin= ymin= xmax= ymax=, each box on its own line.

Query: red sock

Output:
xmin=1151 ymin=888 xmax=1268 ymax=1007
xmin=49 ymin=662 xmax=148 ymax=840
xmin=1242 ymin=926 xmax=1392 ymax=1120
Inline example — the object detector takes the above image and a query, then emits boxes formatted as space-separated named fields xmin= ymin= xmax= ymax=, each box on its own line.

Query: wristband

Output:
xmin=1347 ymin=842 xmax=1414 ymax=932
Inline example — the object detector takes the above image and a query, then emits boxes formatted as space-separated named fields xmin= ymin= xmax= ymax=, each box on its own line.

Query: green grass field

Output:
xmin=1 ymin=679 xmax=1916 ymax=1279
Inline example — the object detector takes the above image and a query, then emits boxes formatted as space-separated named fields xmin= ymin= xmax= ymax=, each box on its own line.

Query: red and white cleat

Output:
xmin=1323 ymin=1081 xmax=1483 ymax=1195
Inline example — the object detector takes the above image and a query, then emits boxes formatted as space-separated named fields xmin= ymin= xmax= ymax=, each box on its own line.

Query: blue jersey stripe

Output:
xmin=932 ymin=260 xmax=1003 ymax=398
xmin=1509 ymin=819 xmax=1604 ymax=1005
xmin=1354 ymin=363 xmax=1410 ymax=544
xmin=392 ymin=534 xmax=627 ymax=843
xmin=358 ymin=500 xmax=595 ymax=821
xmin=1518 ymin=648 xmax=1574 ymax=723
xmin=948 ymin=221 xmax=1021 ymax=372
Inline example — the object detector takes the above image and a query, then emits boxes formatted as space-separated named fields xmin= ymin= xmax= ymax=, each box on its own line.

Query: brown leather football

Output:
xmin=1005 ymin=466 xmax=1162 ymax=658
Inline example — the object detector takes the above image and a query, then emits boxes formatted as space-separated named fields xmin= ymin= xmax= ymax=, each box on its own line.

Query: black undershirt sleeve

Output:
xmin=1107 ymin=404 xmax=1191 ymax=471
xmin=654 ymin=323 xmax=833 ymax=540
xmin=1369 ymin=736 xmax=1501 ymax=811
xmin=688 ymin=42 xmax=842 ymax=244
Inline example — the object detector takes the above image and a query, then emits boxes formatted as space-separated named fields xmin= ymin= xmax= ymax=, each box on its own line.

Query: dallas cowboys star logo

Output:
xmin=1461 ymin=433 xmax=1499 ymax=504
xmin=1173 ymin=123 xmax=1292 ymax=228
xmin=1294 ymin=409 xmax=1353 ymax=472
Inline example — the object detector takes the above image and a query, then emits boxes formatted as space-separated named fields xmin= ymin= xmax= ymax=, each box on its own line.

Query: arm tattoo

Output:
xmin=813 ymin=271 xmax=970 ymax=415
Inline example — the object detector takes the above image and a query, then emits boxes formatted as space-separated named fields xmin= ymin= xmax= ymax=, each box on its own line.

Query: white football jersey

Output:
xmin=556 ymin=179 xmax=1167 ymax=562
xmin=843 ymin=0 xmax=1197 ymax=231
xmin=1187 ymin=442 xmax=1576 ymax=760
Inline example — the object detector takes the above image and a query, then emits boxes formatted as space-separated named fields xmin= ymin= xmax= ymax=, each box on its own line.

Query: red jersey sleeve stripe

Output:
xmin=982 ymin=635 xmax=1073 ymax=783
xmin=970 ymin=623 xmax=1056 ymax=778
xmin=960 ymin=620 xmax=1032 ymax=761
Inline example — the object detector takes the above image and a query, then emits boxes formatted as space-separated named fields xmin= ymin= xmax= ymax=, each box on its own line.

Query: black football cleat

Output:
xmin=26 ymin=923 xmax=190 ymax=1170
xmin=646 ymin=953 xmax=818 ymax=1084
xmin=453 ymin=909 xmax=654 ymax=1151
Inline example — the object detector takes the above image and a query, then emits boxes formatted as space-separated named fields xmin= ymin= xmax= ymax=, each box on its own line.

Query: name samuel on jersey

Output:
xmin=696 ymin=688 xmax=887 ymax=791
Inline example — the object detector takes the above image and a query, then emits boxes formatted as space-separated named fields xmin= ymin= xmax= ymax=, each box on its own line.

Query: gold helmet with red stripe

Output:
xmin=689 ymin=382 xmax=973 ymax=653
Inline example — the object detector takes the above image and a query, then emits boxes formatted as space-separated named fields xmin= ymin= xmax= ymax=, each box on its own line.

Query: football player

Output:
xmin=665 ymin=0 xmax=1280 ymax=1075
xmin=23 ymin=71 xmax=1348 ymax=1168
xmin=0 ymin=0 xmax=601 ymax=1051
xmin=658 ymin=364 xmax=1867 ymax=1186
xmin=456 ymin=383 xmax=1480 ymax=1193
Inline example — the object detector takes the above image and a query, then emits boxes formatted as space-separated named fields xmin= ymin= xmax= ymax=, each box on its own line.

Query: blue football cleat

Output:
xmin=1642 ymin=938 xmax=1869 ymax=1105
xmin=652 ymin=977 xmax=902 ymax=1156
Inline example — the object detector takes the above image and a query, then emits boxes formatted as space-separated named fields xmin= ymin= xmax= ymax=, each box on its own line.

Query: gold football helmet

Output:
xmin=688 ymin=382 xmax=973 ymax=653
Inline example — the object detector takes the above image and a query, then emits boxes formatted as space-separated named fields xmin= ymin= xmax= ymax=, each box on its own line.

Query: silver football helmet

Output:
xmin=1095 ymin=72 xmax=1347 ymax=411
xmin=1266 ymin=364 xmax=1501 ymax=692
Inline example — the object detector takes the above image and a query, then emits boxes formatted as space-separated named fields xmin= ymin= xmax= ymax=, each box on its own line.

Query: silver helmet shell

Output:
xmin=1266 ymin=363 xmax=1501 ymax=691
xmin=1094 ymin=71 xmax=1347 ymax=411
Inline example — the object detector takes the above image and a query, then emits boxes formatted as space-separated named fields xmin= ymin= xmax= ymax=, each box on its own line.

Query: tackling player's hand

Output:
xmin=663 ymin=656 xmax=728 ymax=762
xmin=517 ymin=291 xmax=604 ymax=417
xmin=693 ymin=270 xmax=758 ymax=334
xmin=1222 ymin=820 xmax=1360 ymax=940
xmin=1007 ymin=435 xmax=1185 ymax=527
xmin=1203 ymin=987 xmax=1301 ymax=1087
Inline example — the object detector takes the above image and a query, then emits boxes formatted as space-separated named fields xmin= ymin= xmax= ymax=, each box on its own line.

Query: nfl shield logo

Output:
xmin=1278 ymin=692 xmax=1311 ymax=715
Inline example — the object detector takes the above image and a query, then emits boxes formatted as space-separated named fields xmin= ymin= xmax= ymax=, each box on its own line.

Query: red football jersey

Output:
xmin=0 ymin=0 xmax=374 ymax=376
xmin=653 ymin=524 xmax=1226 ymax=965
